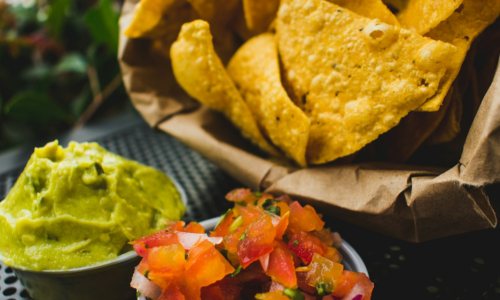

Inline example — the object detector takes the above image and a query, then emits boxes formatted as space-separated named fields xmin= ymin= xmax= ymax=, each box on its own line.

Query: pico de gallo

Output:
xmin=130 ymin=188 xmax=374 ymax=300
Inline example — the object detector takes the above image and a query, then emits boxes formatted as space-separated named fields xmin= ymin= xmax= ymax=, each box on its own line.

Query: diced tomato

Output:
xmin=288 ymin=231 xmax=328 ymax=264
xmin=324 ymin=247 xmax=343 ymax=264
xmin=287 ymin=202 xmax=325 ymax=235
xmin=183 ymin=222 xmax=205 ymax=233
xmin=274 ymin=212 xmax=290 ymax=240
xmin=137 ymin=255 xmax=149 ymax=274
xmin=226 ymin=188 xmax=252 ymax=202
xmin=186 ymin=239 xmax=235 ymax=288
xmin=276 ymin=201 xmax=290 ymax=217
xmin=238 ymin=214 xmax=276 ymax=268
xmin=296 ymin=271 xmax=317 ymax=294
xmin=311 ymin=229 xmax=335 ymax=247
xmin=131 ymin=230 xmax=180 ymax=257
xmin=234 ymin=205 xmax=262 ymax=227
xmin=265 ymin=241 xmax=297 ymax=288
xmin=165 ymin=221 xmax=186 ymax=231
xmin=147 ymin=244 xmax=186 ymax=289
xmin=211 ymin=210 xmax=236 ymax=238
xmin=223 ymin=225 xmax=246 ymax=265
xmin=331 ymin=271 xmax=373 ymax=300
xmin=158 ymin=283 xmax=185 ymax=300
xmin=304 ymin=254 xmax=344 ymax=296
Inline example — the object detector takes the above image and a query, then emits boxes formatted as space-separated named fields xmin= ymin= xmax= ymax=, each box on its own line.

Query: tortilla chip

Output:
xmin=170 ymin=20 xmax=279 ymax=156
xmin=231 ymin=2 xmax=259 ymax=41
xmin=124 ymin=0 xmax=198 ymax=39
xmin=426 ymin=87 xmax=462 ymax=145
xmin=328 ymin=0 xmax=400 ymax=26
xmin=416 ymin=0 xmax=500 ymax=112
xmin=242 ymin=0 xmax=281 ymax=33
xmin=186 ymin=0 xmax=240 ymax=30
xmin=377 ymin=87 xmax=454 ymax=162
xmin=397 ymin=0 xmax=463 ymax=35
xmin=276 ymin=0 xmax=456 ymax=164
xmin=227 ymin=33 xmax=311 ymax=167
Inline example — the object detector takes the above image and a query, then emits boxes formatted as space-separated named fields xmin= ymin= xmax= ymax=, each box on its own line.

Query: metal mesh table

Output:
xmin=1 ymin=112 xmax=499 ymax=300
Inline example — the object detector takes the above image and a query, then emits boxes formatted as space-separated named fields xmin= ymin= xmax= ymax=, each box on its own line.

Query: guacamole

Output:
xmin=0 ymin=141 xmax=185 ymax=270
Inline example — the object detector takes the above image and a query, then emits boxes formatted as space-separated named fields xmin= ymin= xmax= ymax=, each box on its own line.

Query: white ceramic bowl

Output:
xmin=8 ymin=176 xmax=187 ymax=300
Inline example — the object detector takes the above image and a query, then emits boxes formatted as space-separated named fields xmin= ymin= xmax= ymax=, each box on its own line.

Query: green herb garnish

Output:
xmin=254 ymin=191 xmax=262 ymax=197
xmin=230 ymin=264 xmax=243 ymax=277
xmin=239 ymin=233 xmax=246 ymax=241
xmin=291 ymin=240 xmax=299 ymax=246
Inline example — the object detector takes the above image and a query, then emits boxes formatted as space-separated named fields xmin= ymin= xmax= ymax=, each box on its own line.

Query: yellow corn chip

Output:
xmin=377 ymin=87 xmax=454 ymax=162
xmin=124 ymin=0 xmax=198 ymax=39
xmin=243 ymin=0 xmax=281 ymax=33
xmin=426 ymin=87 xmax=462 ymax=145
xmin=328 ymin=0 xmax=400 ymax=26
xmin=170 ymin=20 xmax=279 ymax=156
xmin=276 ymin=0 xmax=456 ymax=164
xmin=417 ymin=0 xmax=500 ymax=111
xmin=227 ymin=33 xmax=311 ymax=167
xmin=397 ymin=0 xmax=463 ymax=35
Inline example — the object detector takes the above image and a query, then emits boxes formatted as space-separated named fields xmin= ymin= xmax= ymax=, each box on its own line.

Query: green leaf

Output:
xmin=85 ymin=0 xmax=119 ymax=54
xmin=47 ymin=0 xmax=71 ymax=38
xmin=4 ymin=91 xmax=68 ymax=122
xmin=55 ymin=53 xmax=88 ymax=74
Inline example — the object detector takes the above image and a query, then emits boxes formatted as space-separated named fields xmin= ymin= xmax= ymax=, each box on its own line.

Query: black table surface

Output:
xmin=0 ymin=112 xmax=499 ymax=300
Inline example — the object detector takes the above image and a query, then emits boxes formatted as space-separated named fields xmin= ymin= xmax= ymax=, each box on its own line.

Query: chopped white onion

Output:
xmin=131 ymin=268 xmax=162 ymax=300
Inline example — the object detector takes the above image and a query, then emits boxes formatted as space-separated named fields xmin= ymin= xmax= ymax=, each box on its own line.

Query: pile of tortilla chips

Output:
xmin=124 ymin=0 xmax=500 ymax=166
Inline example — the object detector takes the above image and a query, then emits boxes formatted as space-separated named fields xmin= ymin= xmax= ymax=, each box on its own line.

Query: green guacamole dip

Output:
xmin=0 ymin=141 xmax=185 ymax=271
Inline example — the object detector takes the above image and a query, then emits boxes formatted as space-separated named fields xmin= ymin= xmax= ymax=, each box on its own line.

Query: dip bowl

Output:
xmin=136 ymin=217 xmax=369 ymax=300
xmin=6 ymin=178 xmax=187 ymax=300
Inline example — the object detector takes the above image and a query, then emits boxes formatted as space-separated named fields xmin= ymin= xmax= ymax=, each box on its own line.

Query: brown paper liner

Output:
xmin=119 ymin=0 xmax=499 ymax=242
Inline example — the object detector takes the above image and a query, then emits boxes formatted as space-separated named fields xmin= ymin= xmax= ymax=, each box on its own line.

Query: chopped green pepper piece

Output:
xmin=229 ymin=215 xmax=244 ymax=232
xmin=315 ymin=282 xmax=333 ymax=296
xmin=283 ymin=288 xmax=305 ymax=300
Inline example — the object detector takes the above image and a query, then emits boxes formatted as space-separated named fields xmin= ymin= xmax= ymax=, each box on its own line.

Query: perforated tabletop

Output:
xmin=1 ymin=112 xmax=499 ymax=300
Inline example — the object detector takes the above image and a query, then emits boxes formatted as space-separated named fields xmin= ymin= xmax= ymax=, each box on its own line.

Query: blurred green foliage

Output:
xmin=0 ymin=0 xmax=128 ymax=150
